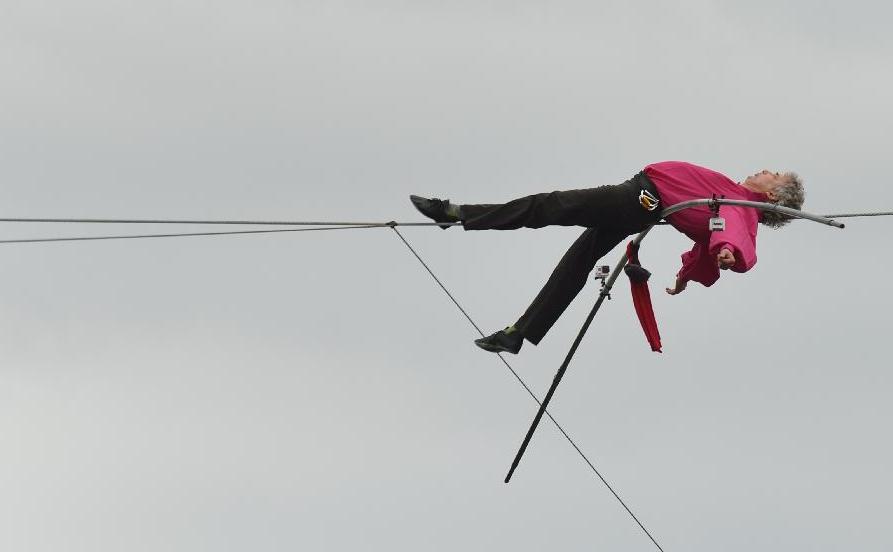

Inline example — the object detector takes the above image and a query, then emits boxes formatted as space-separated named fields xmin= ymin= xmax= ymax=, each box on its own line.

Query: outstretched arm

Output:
xmin=669 ymin=246 xmax=743 ymax=294
xmin=665 ymin=277 xmax=688 ymax=295
xmin=673 ymin=242 xmax=720 ymax=291
xmin=709 ymin=208 xmax=757 ymax=273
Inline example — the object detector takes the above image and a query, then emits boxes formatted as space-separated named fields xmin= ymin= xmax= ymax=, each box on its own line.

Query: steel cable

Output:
xmin=0 ymin=217 xmax=459 ymax=227
xmin=0 ymin=225 xmax=383 ymax=245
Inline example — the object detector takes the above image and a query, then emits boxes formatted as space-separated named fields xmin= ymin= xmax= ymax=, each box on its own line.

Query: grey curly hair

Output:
xmin=760 ymin=172 xmax=805 ymax=229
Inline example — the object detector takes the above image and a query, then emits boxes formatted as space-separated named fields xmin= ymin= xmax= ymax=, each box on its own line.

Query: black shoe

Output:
xmin=409 ymin=195 xmax=459 ymax=229
xmin=474 ymin=328 xmax=523 ymax=354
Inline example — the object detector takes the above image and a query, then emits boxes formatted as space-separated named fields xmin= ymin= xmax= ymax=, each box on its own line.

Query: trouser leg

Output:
xmin=462 ymin=172 xmax=661 ymax=344
xmin=514 ymin=227 xmax=630 ymax=345
xmin=460 ymin=181 xmax=645 ymax=231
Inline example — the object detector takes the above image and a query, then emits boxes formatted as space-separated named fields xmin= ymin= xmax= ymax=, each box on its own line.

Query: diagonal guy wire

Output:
xmin=389 ymin=226 xmax=665 ymax=552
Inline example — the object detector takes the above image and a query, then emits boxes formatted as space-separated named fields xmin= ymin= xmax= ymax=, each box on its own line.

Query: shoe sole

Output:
xmin=474 ymin=339 xmax=520 ymax=354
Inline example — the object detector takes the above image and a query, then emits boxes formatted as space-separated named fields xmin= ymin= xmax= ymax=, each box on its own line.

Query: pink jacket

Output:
xmin=644 ymin=161 xmax=765 ymax=287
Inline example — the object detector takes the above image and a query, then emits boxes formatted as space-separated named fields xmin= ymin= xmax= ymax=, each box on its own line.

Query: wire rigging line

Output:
xmin=389 ymin=226 xmax=666 ymax=552
xmin=0 ymin=217 xmax=458 ymax=227
xmin=0 ymin=225 xmax=383 ymax=245
xmin=0 ymin=209 xmax=890 ymax=238
xmin=2 ymin=207 xmax=890 ymax=246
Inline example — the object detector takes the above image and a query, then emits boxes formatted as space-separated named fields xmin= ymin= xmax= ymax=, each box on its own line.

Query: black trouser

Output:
xmin=460 ymin=172 xmax=661 ymax=345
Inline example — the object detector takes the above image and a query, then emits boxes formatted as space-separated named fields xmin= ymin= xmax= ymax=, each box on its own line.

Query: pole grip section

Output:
xmin=504 ymin=287 xmax=613 ymax=482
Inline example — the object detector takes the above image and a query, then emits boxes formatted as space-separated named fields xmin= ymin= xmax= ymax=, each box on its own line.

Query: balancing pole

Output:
xmin=504 ymin=198 xmax=844 ymax=483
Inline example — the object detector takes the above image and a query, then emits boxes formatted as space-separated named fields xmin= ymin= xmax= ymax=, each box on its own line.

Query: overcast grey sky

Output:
xmin=2 ymin=2 xmax=892 ymax=551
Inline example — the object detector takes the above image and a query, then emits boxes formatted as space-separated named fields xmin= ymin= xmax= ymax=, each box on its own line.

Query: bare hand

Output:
xmin=665 ymin=278 xmax=687 ymax=296
xmin=716 ymin=248 xmax=736 ymax=270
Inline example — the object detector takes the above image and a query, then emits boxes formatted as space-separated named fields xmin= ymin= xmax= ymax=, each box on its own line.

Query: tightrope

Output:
xmin=0 ymin=217 xmax=457 ymax=227
xmin=0 ymin=225 xmax=381 ymax=245
xmin=0 ymin=209 xmax=891 ymax=230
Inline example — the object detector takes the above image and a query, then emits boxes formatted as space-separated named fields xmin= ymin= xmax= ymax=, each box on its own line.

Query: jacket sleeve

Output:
xmin=707 ymin=207 xmax=758 ymax=273
xmin=677 ymin=242 xmax=720 ymax=287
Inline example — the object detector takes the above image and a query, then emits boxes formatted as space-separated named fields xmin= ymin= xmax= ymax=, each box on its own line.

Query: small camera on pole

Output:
xmin=593 ymin=265 xmax=611 ymax=299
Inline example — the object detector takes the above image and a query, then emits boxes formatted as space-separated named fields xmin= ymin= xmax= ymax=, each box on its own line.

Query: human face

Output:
xmin=741 ymin=169 xmax=785 ymax=200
